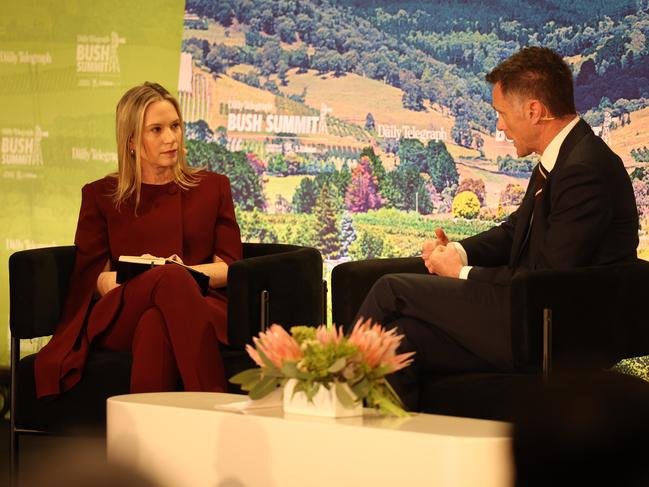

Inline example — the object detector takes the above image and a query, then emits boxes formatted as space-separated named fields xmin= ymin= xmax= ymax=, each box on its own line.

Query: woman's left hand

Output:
xmin=167 ymin=254 xmax=184 ymax=265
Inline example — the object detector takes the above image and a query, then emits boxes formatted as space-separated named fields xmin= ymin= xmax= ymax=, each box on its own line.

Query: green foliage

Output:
xmin=630 ymin=147 xmax=649 ymax=164
xmin=360 ymin=146 xmax=386 ymax=185
xmin=397 ymin=138 xmax=427 ymax=172
xmin=236 ymin=208 xmax=278 ymax=243
xmin=457 ymin=178 xmax=486 ymax=206
xmin=383 ymin=165 xmax=434 ymax=214
xmin=353 ymin=208 xmax=495 ymax=239
xmin=499 ymin=183 xmax=526 ymax=207
xmin=452 ymin=191 xmax=481 ymax=219
xmin=281 ymin=214 xmax=317 ymax=248
xmin=348 ymin=230 xmax=394 ymax=260
xmin=365 ymin=112 xmax=376 ymax=131
xmin=497 ymin=155 xmax=536 ymax=174
xmin=631 ymin=166 xmax=647 ymax=181
xmin=339 ymin=212 xmax=357 ymax=258
xmin=314 ymin=184 xmax=341 ymax=259
xmin=427 ymin=140 xmax=459 ymax=191
xmin=186 ymin=139 xmax=266 ymax=211
xmin=292 ymin=177 xmax=317 ymax=213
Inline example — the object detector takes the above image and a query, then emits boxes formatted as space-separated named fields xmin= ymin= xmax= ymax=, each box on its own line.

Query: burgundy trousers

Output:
xmin=90 ymin=265 xmax=226 ymax=393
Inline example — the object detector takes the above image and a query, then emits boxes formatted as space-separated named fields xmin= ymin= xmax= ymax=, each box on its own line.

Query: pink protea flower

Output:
xmin=348 ymin=318 xmax=414 ymax=373
xmin=245 ymin=324 xmax=303 ymax=368
xmin=315 ymin=324 xmax=345 ymax=345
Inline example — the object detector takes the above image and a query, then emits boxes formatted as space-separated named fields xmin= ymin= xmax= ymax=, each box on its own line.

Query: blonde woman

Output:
xmin=35 ymin=82 xmax=242 ymax=397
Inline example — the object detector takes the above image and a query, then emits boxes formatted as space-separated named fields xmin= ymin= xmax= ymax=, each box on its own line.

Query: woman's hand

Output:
xmin=191 ymin=255 xmax=228 ymax=289
xmin=96 ymin=271 xmax=119 ymax=297
xmin=167 ymin=254 xmax=184 ymax=264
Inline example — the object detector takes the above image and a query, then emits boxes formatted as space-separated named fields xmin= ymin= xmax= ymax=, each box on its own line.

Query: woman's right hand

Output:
xmin=96 ymin=271 xmax=119 ymax=297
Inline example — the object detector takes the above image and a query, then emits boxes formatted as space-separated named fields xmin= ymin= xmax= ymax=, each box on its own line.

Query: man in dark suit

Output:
xmin=355 ymin=46 xmax=639 ymax=410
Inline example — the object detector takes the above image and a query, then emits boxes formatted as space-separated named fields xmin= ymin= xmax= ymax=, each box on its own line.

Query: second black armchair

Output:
xmin=332 ymin=256 xmax=649 ymax=420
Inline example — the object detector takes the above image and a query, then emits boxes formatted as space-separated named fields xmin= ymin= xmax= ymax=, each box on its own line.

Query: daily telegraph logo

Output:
xmin=1 ymin=127 xmax=49 ymax=166
xmin=76 ymin=32 xmax=125 ymax=74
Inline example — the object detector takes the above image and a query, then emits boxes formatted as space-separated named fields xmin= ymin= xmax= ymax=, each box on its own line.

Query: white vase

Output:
xmin=282 ymin=379 xmax=363 ymax=418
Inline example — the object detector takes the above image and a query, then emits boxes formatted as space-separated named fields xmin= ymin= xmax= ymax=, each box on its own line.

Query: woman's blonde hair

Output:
xmin=113 ymin=82 xmax=199 ymax=210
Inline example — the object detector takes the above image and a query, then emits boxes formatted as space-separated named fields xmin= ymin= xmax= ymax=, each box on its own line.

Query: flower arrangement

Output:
xmin=230 ymin=319 xmax=415 ymax=416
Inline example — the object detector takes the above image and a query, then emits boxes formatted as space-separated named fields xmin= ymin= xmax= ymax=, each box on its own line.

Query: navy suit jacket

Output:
xmin=460 ymin=119 xmax=639 ymax=286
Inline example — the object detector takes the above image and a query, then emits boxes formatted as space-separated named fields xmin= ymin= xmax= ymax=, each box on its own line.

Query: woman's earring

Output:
xmin=130 ymin=149 xmax=135 ymax=156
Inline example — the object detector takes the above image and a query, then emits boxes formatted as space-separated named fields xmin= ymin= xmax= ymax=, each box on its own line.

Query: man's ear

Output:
xmin=527 ymin=100 xmax=545 ymax=123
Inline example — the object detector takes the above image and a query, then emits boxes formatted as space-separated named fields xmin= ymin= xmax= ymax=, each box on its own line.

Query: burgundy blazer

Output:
xmin=34 ymin=171 xmax=242 ymax=398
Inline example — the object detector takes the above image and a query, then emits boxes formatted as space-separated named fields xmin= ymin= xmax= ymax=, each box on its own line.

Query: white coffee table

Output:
xmin=107 ymin=392 xmax=513 ymax=487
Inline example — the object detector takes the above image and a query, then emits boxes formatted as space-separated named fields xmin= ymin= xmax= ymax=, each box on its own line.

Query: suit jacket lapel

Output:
xmin=510 ymin=119 xmax=592 ymax=268
xmin=510 ymin=164 xmax=539 ymax=267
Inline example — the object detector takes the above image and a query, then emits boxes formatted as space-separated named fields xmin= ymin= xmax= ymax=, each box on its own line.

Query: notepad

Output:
xmin=116 ymin=255 xmax=209 ymax=295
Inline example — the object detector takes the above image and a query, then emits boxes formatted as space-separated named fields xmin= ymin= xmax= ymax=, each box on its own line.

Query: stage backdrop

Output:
xmin=2 ymin=0 xmax=649 ymax=373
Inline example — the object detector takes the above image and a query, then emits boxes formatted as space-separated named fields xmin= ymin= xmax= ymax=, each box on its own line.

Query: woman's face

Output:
xmin=137 ymin=100 xmax=182 ymax=174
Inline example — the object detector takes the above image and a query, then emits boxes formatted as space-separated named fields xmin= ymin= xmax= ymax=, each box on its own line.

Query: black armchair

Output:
xmin=332 ymin=257 xmax=649 ymax=420
xmin=9 ymin=243 xmax=323 ymax=475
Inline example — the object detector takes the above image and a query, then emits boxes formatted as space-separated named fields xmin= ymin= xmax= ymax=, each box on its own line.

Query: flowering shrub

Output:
xmin=499 ymin=183 xmax=526 ymax=207
xmin=452 ymin=191 xmax=480 ymax=219
xmin=230 ymin=319 xmax=414 ymax=416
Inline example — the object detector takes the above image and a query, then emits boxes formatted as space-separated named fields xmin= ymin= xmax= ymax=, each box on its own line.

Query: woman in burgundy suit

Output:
xmin=34 ymin=82 xmax=242 ymax=398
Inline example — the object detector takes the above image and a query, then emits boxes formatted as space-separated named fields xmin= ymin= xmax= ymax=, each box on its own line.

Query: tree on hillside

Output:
xmin=365 ymin=112 xmax=376 ymax=132
xmin=427 ymin=140 xmax=458 ymax=191
xmin=339 ymin=212 xmax=357 ymax=258
xmin=215 ymin=126 xmax=227 ymax=147
xmin=292 ymin=177 xmax=317 ymax=214
xmin=451 ymin=115 xmax=474 ymax=148
xmin=314 ymin=184 xmax=341 ymax=259
xmin=186 ymin=140 xmax=266 ymax=211
xmin=344 ymin=157 xmax=382 ymax=212
xmin=401 ymin=71 xmax=426 ymax=111
xmin=237 ymin=208 xmax=277 ymax=243
xmin=278 ymin=59 xmax=289 ymax=86
xmin=267 ymin=153 xmax=288 ymax=175
xmin=185 ymin=120 xmax=213 ymax=141
xmin=360 ymin=146 xmax=386 ymax=187
xmin=277 ymin=18 xmax=297 ymax=43
xmin=397 ymin=138 xmax=427 ymax=172
xmin=383 ymin=165 xmax=433 ymax=214
xmin=291 ymin=46 xmax=310 ymax=73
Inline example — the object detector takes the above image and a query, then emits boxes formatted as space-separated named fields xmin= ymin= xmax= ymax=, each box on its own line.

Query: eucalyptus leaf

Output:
xmin=335 ymin=382 xmax=359 ymax=409
xmin=327 ymin=357 xmax=347 ymax=374
xmin=351 ymin=377 xmax=371 ymax=399
xmin=229 ymin=368 xmax=261 ymax=385
xmin=281 ymin=362 xmax=310 ymax=380
xmin=249 ymin=375 xmax=281 ymax=400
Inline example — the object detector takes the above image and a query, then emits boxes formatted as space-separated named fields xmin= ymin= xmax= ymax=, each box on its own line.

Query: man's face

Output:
xmin=492 ymin=82 xmax=536 ymax=157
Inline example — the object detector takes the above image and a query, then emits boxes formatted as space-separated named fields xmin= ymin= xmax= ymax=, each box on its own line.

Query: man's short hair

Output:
xmin=486 ymin=46 xmax=576 ymax=117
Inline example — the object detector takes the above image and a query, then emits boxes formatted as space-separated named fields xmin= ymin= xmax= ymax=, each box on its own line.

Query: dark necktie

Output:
xmin=533 ymin=163 xmax=549 ymax=212
xmin=517 ymin=163 xmax=549 ymax=266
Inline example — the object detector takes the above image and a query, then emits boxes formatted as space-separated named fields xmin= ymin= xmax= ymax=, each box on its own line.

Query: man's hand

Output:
xmin=425 ymin=244 xmax=463 ymax=278
xmin=421 ymin=228 xmax=450 ymax=260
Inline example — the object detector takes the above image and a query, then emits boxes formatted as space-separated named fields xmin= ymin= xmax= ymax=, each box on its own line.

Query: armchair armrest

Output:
xmin=227 ymin=244 xmax=323 ymax=348
xmin=9 ymin=246 xmax=76 ymax=339
xmin=331 ymin=257 xmax=428 ymax=331
xmin=511 ymin=260 xmax=649 ymax=371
